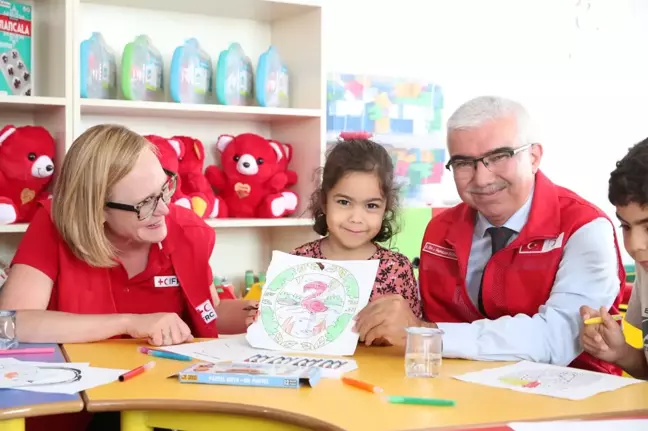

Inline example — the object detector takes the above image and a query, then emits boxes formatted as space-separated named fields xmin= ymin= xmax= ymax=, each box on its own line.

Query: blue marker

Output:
xmin=138 ymin=346 xmax=193 ymax=361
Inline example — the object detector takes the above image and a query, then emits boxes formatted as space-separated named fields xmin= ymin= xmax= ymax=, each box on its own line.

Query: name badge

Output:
xmin=196 ymin=299 xmax=217 ymax=324
xmin=154 ymin=276 xmax=179 ymax=288
xmin=519 ymin=232 xmax=565 ymax=254
xmin=422 ymin=242 xmax=457 ymax=260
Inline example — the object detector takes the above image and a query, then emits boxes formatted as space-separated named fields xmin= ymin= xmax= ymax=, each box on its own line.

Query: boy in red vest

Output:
xmin=354 ymin=96 xmax=625 ymax=374
xmin=580 ymin=138 xmax=648 ymax=379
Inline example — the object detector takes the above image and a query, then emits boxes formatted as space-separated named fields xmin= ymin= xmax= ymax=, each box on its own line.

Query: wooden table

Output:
xmin=0 ymin=343 xmax=84 ymax=431
xmin=63 ymin=339 xmax=648 ymax=431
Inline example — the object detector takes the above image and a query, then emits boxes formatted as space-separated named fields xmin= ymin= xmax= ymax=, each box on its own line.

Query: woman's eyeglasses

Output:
xmin=105 ymin=169 xmax=177 ymax=220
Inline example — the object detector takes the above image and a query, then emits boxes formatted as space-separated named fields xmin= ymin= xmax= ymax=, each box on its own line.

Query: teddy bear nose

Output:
xmin=46 ymin=165 xmax=53 ymax=172
xmin=242 ymin=162 xmax=250 ymax=168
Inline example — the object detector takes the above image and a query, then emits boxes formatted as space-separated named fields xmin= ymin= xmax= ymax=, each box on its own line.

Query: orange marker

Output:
xmin=341 ymin=376 xmax=384 ymax=394
xmin=119 ymin=361 xmax=155 ymax=382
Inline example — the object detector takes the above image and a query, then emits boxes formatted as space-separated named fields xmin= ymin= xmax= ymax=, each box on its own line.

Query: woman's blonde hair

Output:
xmin=52 ymin=124 xmax=155 ymax=267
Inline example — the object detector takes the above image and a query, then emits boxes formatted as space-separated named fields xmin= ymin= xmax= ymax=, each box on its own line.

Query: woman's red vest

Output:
xmin=419 ymin=171 xmax=625 ymax=375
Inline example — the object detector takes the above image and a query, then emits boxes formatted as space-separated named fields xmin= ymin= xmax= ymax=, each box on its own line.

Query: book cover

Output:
xmin=177 ymin=361 xmax=322 ymax=389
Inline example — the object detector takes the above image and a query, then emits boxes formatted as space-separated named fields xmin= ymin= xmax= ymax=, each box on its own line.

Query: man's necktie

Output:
xmin=477 ymin=226 xmax=516 ymax=316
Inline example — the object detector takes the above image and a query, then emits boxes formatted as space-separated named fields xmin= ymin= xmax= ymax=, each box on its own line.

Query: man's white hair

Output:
xmin=447 ymin=96 xmax=538 ymax=146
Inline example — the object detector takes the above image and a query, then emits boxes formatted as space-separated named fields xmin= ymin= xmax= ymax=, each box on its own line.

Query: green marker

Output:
xmin=385 ymin=395 xmax=455 ymax=407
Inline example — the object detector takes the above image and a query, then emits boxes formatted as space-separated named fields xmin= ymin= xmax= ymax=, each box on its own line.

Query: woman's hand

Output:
xmin=125 ymin=312 xmax=193 ymax=346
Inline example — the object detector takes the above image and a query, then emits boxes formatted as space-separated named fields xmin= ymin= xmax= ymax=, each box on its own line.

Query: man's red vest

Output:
xmin=41 ymin=200 xmax=219 ymax=338
xmin=419 ymin=171 xmax=625 ymax=374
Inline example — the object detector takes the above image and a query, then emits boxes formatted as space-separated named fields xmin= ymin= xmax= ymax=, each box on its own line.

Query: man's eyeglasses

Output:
xmin=105 ymin=169 xmax=177 ymax=220
xmin=445 ymin=144 xmax=532 ymax=178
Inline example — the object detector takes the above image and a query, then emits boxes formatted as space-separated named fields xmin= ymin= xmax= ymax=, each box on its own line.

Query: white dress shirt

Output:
xmin=437 ymin=190 xmax=621 ymax=366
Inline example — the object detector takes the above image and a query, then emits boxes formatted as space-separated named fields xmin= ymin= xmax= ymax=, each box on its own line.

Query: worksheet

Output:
xmin=162 ymin=335 xmax=358 ymax=378
xmin=0 ymin=358 xmax=127 ymax=394
xmin=245 ymin=251 xmax=378 ymax=356
xmin=453 ymin=361 xmax=644 ymax=400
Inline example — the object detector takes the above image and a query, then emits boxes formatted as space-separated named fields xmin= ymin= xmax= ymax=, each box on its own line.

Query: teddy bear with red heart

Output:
xmin=205 ymin=133 xmax=298 ymax=218
xmin=0 ymin=124 xmax=56 ymax=224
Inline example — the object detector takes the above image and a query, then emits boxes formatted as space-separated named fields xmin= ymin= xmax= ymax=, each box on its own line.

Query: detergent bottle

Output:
xmin=215 ymin=42 xmax=254 ymax=106
xmin=79 ymin=32 xmax=116 ymax=99
xmin=121 ymin=35 xmax=164 ymax=101
xmin=255 ymin=45 xmax=289 ymax=108
xmin=169 ymin=38 xmax=212 ymax=104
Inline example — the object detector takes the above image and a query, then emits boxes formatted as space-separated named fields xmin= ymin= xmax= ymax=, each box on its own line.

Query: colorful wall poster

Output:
xmin=326 ymin=73 xmax=446 ymax=208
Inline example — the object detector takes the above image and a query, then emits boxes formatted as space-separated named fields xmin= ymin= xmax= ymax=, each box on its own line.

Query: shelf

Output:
xmin=0 ymin=96 xmax=67 ymax=113
xmin=79 ymin=99 xmax=322 ymax=122
xmin=0 ymin=219 xmax=313 ymax=233
xmin=205 ymin=218 xmax=313 ymax=228
xmin=0 ymin=224 xmax=28 ymax=233
xmin=79 ymin=0 xmax=321 ymax=21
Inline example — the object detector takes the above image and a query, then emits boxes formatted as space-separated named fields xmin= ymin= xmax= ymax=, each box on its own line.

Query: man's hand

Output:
xmin=353 ymin=295 xmax=435 ymax=347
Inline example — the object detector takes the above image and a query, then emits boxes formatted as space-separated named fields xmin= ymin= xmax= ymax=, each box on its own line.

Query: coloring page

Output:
xmin=0 ymin=358 xmax=126 ymax=394
xmin=453 ymin=360 xmax=644 ymax=400
xmin=0 ymin=358 xmax=83 ymax=388
xmin=246 ymin=251 xmax=378 ymax=356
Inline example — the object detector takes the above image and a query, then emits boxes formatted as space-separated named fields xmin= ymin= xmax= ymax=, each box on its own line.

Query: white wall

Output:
xmin=324 ymin=0 xmax=648 ymax=263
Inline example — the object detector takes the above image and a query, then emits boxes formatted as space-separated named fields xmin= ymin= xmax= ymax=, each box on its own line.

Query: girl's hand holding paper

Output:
xmin=579 ymin=305 xmax=627 ymax=363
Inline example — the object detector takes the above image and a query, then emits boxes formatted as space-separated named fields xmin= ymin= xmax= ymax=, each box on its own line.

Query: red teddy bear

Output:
xmin=171 ymin=135 xmax=224 ymax=219
xmin=144 ymin=134 xmax=196 ymax=212
xmin=278 ymin=141 xmax=298 ymax=187
xmin=0 ymin=124 xmax=56 ymax=224
xmin=205 ymin=133 xmax=298 ymax=218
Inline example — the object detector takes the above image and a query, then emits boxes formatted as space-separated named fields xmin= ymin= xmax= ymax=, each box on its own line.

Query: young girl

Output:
xmin=291 ymin=138 xmax=422 ymax=321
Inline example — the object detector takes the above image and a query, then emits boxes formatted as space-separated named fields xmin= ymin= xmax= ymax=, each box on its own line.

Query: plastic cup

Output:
xmin=404 ymin=327 xmax=443 ymax=378
xmin=0 ymin=310 xmax=18 ymax=350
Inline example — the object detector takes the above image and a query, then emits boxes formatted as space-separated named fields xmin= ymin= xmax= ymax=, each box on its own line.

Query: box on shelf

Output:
xmin=178 ymin=361 xmax=322 ymax=389
xmin=0 ymin=0 xmax=32 ymax=96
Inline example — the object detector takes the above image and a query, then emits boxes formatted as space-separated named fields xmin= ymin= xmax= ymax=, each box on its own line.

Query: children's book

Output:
xmin=177 ymin=361 xmax=322 ymax=389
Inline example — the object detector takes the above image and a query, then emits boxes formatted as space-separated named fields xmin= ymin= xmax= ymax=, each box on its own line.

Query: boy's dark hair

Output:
xmin=609 ymin=137 xmax=648 ymax=207
xmin=309 ymin=138 xmax=399 ymax=243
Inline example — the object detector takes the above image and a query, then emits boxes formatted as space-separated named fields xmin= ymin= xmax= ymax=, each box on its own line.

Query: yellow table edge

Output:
xmin=425 ymin=409 xmax=648 ymax=430
xmin=81 ymin=397 xmax=345 ymax=431
xmin=0 ymin=400 xmax=84 ymax=421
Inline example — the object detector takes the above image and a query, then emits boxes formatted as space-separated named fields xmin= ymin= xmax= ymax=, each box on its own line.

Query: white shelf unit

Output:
xmin=0 ymin=0 xmax=324 ymax=287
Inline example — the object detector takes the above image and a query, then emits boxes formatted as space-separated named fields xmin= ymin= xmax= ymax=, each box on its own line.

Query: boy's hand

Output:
xmin=580 ymin=305 xmax=627 ymax=363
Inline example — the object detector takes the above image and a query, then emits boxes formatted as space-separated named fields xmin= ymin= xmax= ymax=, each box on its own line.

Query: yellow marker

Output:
xmin=243 ymin=282 xmax=264 ymax=301
xmin=584 ymin=315 xmax=623 ymax=325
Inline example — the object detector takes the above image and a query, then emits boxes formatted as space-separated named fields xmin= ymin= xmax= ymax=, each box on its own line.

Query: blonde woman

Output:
xmin=0 ymin=124 xmax=257 ymax=346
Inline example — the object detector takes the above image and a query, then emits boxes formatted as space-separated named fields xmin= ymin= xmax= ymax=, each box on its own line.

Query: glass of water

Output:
xmin=405 ymin=327 xmax=443 ymax=378
xmin=0 ymin=310 xmax=18 ymax=350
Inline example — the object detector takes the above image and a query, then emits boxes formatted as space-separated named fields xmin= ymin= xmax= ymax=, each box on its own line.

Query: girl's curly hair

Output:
xmin=308 ymin=138 xmax=400 ymax=243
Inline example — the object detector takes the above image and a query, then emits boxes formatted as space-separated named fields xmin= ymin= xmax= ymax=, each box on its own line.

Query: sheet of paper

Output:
xmin=246 ymin=251 xmax=378 ymax=356
xmin=0 ymin=358 xmax=126 ymax=394
xmin=453 ymin=361 xmax=644 ymax=400
xmin=162 ymin=335 xmax=260 ymax=363
xmin=509 ymin=419 xmax=648 ymax=431
xmin=162 ymin=335 xmax=358 ymax=378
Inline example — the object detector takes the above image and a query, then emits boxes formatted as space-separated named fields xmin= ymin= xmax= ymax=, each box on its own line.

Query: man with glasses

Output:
xmin=354 ymin=96 xmax=625 ymax=374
